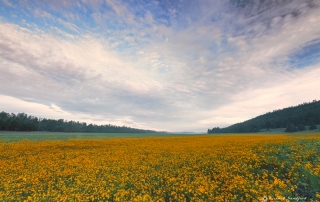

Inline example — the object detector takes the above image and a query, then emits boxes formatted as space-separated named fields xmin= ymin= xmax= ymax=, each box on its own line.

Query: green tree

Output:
xmin=285 ymin=123 xmax=297 ymax=133
xmin=309 ymin=124 xmax=317 ymax=130
xmin=0 ymin=119 xmax=4 ymax=130
xmin=265 ymin=120 xmax=271 ymax=130
xmin=297 ymin=124 xmax=306 ymax=131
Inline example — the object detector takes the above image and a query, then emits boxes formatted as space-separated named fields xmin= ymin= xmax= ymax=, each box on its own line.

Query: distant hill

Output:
xmin=208 ymin=100 xmax=320 ymax=133
xmin=0 ymin=111 xmax=166 ymax=134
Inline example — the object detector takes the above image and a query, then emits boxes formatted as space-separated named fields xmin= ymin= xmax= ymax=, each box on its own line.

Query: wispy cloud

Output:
xmin=0 ymin=0 xmax=320 ymax=132
xmin=2 ymin=0 xmax=13 ymax=7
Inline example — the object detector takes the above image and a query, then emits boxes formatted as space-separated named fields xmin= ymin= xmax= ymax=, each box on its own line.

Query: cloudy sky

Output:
xmin=0 ymin=0 xmax=320 ymax=132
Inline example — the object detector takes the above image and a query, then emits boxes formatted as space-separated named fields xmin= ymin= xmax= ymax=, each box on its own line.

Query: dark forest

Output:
xmin=0 ymin=112 xmax=165 ymax=133
xmin=208 ymin=100 xmax=320 ymax=133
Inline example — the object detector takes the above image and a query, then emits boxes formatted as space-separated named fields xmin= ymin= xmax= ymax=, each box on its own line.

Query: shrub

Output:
xmin=297 ymin=124 xmax=306 ymax=131
xmin=285 ymin=123 xmax=297 ymax=132
xmin=309 ymin=124 xmax=317 ymax=130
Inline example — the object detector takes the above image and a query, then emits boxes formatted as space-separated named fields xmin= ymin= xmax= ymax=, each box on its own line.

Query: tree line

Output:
xmin=208 ymin=100 xmax=320 ymax=133
xmin=0 ymin=111 xmax=166 ymax=133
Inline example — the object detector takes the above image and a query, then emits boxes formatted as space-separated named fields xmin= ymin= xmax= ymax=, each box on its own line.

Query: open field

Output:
xmin=0 ymin=134 xmax=320 ymax=201
xmin=0 ymin=132 xmax=198 ymax=142
xmin=1 ymin=130 xmax=319 ymax=142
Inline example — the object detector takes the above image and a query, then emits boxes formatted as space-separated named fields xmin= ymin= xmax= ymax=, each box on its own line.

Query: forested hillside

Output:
xmin=0 ymin=112 xmax=165 ymax=133
xmin=208 ymin=100 xmax=320 ymax=133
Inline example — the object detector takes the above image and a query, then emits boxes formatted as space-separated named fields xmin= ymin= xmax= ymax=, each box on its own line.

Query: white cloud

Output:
xmin=198 ymin=64 xmax=320 ymax=129
xmin=0 ymin=0 xmax=320 ymax=132
xmin=105 ymin=0 xmax=135 ymax=24
xmin=57 ymin=18 xmax=79 ymax=32
xmin=2 ymin=0 xmax=13 ymax=7
xmin=33 ymin=8 xmax=53 ymax=19
xmin=0 ymin=95 xmax=150 ymax=128
xmin=0 ymin=21 xmax=169 ymax=127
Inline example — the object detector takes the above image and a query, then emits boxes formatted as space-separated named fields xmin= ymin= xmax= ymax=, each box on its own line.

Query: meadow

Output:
xmin=0 ymin=133 xmax=320 ymax=201
xmin=0 ymin=132 xmax=198 ymax=142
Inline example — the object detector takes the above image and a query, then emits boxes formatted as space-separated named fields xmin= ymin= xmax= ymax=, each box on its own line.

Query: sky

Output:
xmin=0 ymin=0 xmax=320 ymax=133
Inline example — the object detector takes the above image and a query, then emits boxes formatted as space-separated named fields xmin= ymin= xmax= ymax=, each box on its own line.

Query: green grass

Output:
xmin=0 ymin=131 xmax=200 ymax=142
xmin=1 ymin=126 xmax=319 ymax=142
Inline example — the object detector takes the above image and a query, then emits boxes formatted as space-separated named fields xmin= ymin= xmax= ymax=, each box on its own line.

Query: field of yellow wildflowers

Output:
xmin=0 ymin=134 xmax=320 ymax=201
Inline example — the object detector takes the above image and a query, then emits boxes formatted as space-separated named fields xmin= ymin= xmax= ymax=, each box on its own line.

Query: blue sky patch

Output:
xmin=289 ymin=39 xmax=320 ymax=69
